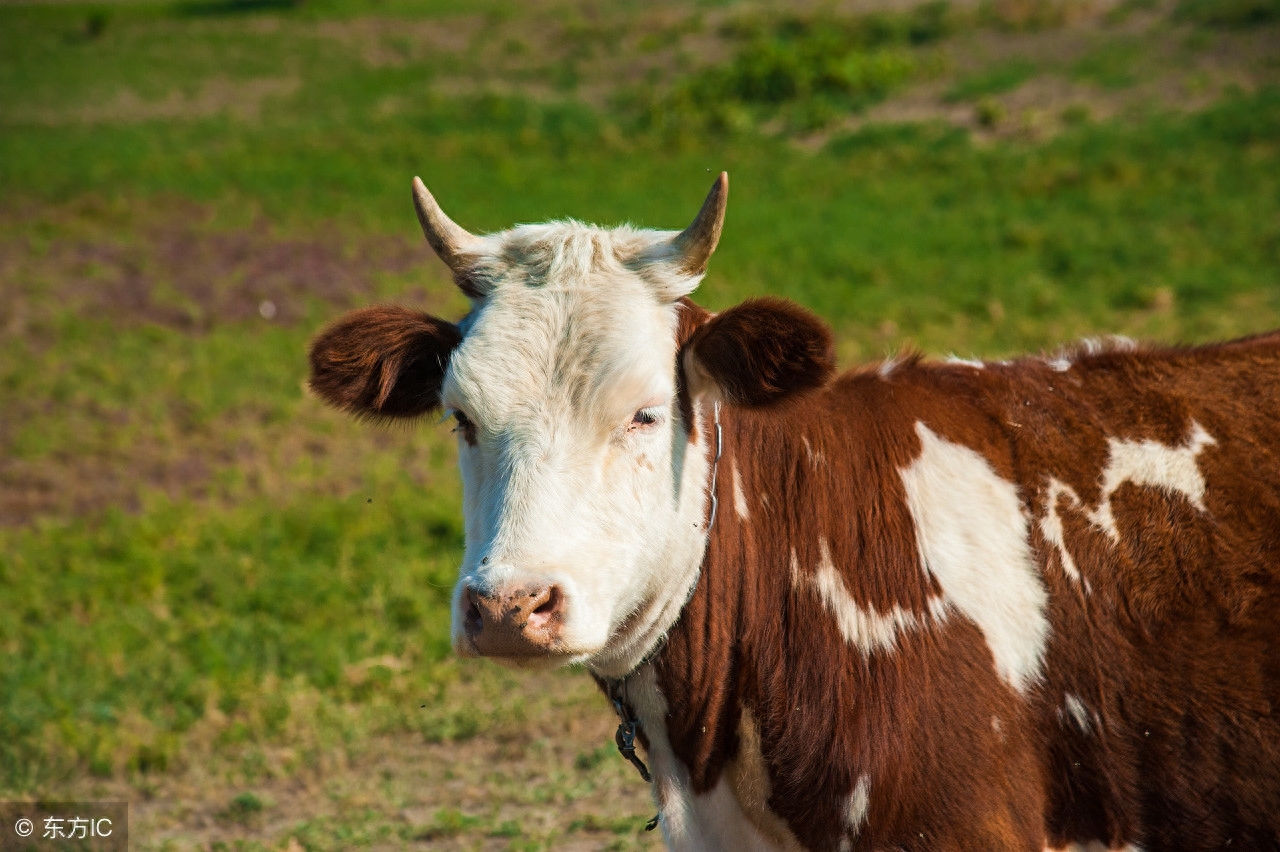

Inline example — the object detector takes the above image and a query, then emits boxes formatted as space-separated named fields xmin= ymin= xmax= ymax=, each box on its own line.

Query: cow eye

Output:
xmin=629 ymin=407 xmax=662 ymax=430
xmin=450 ymin=409 xmax=477 ymax=444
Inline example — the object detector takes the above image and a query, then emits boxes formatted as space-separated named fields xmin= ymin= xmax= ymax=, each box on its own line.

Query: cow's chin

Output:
xmin=479 ymin=653 xmax=581 ymax=672
xmin=452 ymin=636 xmax=593 ymax=671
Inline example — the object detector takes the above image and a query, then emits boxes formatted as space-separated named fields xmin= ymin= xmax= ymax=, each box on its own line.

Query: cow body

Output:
xmin=309 ymin=175 xmax=1280 ymax=851
xmin=638 ymin=329 xmax=1280 ymax=851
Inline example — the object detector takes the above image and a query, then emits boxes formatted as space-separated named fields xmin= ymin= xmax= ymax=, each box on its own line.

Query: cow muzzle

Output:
xmin=461 ymin=583 xmax=566 ymax=658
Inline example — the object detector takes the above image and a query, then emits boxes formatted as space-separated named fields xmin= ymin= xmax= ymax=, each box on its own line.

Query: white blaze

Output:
xmin=794 ymin=541 xmax=934 ymax=656
xmin=900 ymin=422 xmax=1050 ymax=694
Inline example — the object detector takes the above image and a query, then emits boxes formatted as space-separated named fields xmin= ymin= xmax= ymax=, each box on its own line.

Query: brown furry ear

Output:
xmin=683 ymin=297 xmax=834 ymax=407
xmin=308 ymin=305 xmax=462 ymax=419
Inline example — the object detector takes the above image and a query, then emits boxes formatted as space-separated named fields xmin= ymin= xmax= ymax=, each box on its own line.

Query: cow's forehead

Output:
xmin=460 ymin=220 xmax=690 ymax=295
xmin=443 ymin=221 xmax=684 ymax=429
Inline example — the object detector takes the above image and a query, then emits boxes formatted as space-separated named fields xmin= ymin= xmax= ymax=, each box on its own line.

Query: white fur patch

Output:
xmin=1036 ymin=422 xmax=1215 ymax=587
xmin=732 ymin=460 xmax=750 ymax=520
xmin=845 ymin=774 xmax=871 ymax=835
xmin=626 ymin=666 xmax=699 ymax=850
xmin=1047 ymin=356 xmax=1073 ymax=372
xmin=634 ymin=672 xmax=799 ymax=852
xmin=1081 ymin=335 xmax=1138 ymax=355
xmin=900 ymin=422 xmax=1050 ymax=693
xmin=1088 ymin=421 xmax=1215 ymax=542
xmin=945 ymin=356 xmax=985 ymax=369
xmin=1063 ymin=693 xmax=1091 ymax=734
xmin=1047 ymin=335 xmax=1137 ymax=373
xmin=690 ymin=783 xmax=797 ymax=852
xmin=793 ymin=542 xmax=937 ymax=655
xmin=877 ymin=356 xmax=904 ymax=379
xmin=1039 ymin=477 xmax=1087 ymax=586
xmin=715 ymin=708 xmax=806 ymax=852
xmin=801 ymin=435 xmax=824 ymax=466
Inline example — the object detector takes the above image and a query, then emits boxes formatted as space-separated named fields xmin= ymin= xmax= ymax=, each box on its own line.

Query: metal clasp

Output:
xmin=612 ymin=698 xmax=653 ymax=783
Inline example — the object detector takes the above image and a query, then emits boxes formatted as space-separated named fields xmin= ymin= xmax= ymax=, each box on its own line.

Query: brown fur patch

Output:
xmin=651 ymin=319 xmax=1280 ymax=851
xmin=684 ymin=297 xmax=835 ymax=407
xmin=308 ymin=305 xmax=461 ymax=419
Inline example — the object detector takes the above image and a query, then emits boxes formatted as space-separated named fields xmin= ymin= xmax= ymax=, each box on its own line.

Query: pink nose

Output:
xmin=463 ymin=583 xmax=565 ymax=657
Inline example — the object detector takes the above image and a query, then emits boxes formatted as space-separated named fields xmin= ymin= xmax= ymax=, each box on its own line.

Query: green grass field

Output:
xmin=1 ymin=0 xmax=1278 ymax=848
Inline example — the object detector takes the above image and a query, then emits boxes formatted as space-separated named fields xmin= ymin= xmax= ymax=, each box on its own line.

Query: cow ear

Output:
xmin=309 ymin=305 xmax=462 ymax=419
xmin=682 ymin=297 xmax=835 ymax=407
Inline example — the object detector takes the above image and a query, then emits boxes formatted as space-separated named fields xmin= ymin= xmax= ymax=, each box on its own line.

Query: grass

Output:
xmin=1 ymin=0 xmax=1278 ymax=848
xmin=0 ymin=473 xmax=463 ymax=782
xmin=1176 ymin=0 xmax=1280 ymax=28
xmin=945 ymin=57 xmax=1040 ymax=101
xmin=634 ymin=5 xmax=951 ymax=133
xmin=1069 ymin=38 xmax=1142 ymax=89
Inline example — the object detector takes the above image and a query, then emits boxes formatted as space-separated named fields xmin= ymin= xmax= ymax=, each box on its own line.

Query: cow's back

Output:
xmin=915 ymin=332 xmax=1280 ymax=849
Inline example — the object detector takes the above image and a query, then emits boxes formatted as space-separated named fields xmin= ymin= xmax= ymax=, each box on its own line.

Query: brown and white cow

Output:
xmin=308 ymin=174 xmax=1280 ymax=851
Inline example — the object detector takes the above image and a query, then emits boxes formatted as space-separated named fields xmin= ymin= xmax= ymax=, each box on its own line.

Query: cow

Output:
xmin=308 ymin=173 xmax=1280 ymax=851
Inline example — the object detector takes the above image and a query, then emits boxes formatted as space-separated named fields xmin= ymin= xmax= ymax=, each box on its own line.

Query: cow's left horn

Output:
xmin=673 ymin=172 xmax=728 ymax=277
xmin=412 ymin=177 xmax=480 ymax=274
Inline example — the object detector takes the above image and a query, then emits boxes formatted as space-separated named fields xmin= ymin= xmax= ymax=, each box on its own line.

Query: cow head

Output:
xmin=309 ymin=174 xmax=833 ymax=677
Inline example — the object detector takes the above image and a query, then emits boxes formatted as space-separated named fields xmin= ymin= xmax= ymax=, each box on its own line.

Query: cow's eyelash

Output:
xmin=447 ymin=408 xmax=477 ymax=444
xmin=629 ymin=407 xmax=663 ymax=430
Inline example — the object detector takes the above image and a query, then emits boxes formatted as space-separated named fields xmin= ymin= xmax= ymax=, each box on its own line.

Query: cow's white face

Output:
xmin=439 ymin=222 xmax=714 ymax=676
xmin=309 ymin=173 xmax=833 ymax=678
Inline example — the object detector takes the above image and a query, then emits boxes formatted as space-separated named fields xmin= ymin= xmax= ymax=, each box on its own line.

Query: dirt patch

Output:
xmin=312 ymin=16 xmax=485 ymax=67
xmin=0 ymin=202 xmax=432 ymax=333
xmin=427 ymin=4 xmax=739 ymax=110
xmin=0 ymin=449 xmax=209 ymax=527
xmin=0 ymin=390 xmax=455 ymax=528
xmin=0 ymin=199 xmax=457 ymax=528
xmin=8 ymin=77 xmax=301 ymax=126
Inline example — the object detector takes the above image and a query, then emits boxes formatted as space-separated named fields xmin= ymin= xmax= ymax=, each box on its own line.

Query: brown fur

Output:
xmin=684 ymin=297 xmax=836 ymax=407
xmin=656 ymin=306 xmax=1280 ymax=851
xmin=308 ymin=304 xmax=461 ymax=419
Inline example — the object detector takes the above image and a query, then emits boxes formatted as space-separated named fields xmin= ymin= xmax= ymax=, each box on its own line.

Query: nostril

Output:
xmin=533 ymin=586 xmax=561 ymax=616
xmin=463 ymin=587 xmax=484 ymax=634
xmin=527 ymin=586 xmax=563 ymax=633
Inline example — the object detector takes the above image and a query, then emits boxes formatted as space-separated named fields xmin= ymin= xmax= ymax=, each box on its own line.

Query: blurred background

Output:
xmin=1 ymin=0 xmax=1277 ymax=848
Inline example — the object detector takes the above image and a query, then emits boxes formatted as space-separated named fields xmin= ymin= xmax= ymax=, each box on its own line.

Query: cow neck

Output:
xmin=601 ymin=399 xmax=723 ymax=787
xmin=649 ymin=394 xmax=870 ymax=800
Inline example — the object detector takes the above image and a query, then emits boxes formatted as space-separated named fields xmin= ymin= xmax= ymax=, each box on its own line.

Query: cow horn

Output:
xmin=673 ymin=172 xmax=728 ymax=277
xmin=412 ymin=176 xmax=480 ymax=273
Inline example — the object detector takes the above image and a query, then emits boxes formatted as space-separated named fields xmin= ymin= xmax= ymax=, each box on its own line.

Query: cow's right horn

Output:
xmin=412 ymin=177 xmax=480 ymax=274
xmin=672 ymin=171 xmax=728 ymax=277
